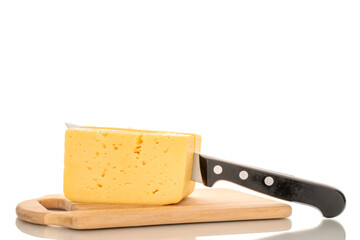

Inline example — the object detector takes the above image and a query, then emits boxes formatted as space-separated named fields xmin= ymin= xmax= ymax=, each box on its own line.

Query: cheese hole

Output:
xmin=134 ymin=135 xmax=143 ymax=154
xmin=152 ymin=189 xmax=159 ymax=194
xmin=95 ymin=152 xmax=100 ymax=157
xmin=97 ymin=184 xmax=103 ymax=188
xmin=137 ymin=135 xmax=143 ymax=145
xmin=102 ymin=144 xmax=106 ymax=149
xmin=134 ymin=146 xmax=141 ymax=154
xmin=102 ymin=169 xmax=107 ymax=177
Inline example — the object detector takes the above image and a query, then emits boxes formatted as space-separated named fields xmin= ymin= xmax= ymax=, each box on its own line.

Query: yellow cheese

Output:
xmin=64 ymin=127 xmax=201 ymax=205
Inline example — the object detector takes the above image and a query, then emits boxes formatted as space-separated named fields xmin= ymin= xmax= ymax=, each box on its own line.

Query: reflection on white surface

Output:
xmin=16 ymin=218 xmax=291 ymax=240
xmin=16 ymin=218 xmax=345 ymax=240
xmin=259 ymin=220 xmax=345 ymax=240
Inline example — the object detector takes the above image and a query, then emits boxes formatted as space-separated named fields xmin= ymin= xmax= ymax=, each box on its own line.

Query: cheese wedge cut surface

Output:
xmin=64 ymin=127 xmax=201 ymax=205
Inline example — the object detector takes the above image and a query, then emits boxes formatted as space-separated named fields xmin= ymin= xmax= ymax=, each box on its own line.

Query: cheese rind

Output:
xmin=64 ymin=127 xmax=201 ymax=205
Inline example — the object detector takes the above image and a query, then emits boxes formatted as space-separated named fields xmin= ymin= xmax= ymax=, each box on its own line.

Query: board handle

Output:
xmin=16 ymin=195 xmax=71 ymax=226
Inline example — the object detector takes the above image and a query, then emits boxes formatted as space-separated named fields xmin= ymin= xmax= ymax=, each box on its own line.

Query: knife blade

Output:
xmin=65 ymin=122 xmax=83 ymax=129
xmin=191 ymin=153 xmax=346 ymax=218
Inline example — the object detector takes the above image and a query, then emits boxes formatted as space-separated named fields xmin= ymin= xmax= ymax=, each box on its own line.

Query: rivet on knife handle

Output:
xmin=193 ymin=154 xmax=346 ymax=218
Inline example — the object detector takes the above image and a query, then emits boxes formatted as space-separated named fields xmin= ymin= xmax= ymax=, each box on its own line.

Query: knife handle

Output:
xmin=199 ymin=154 xmax=346 ymax=218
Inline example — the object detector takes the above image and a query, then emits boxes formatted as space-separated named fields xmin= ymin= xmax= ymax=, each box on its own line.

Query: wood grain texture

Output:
xmin=16 ymin=188 xmax=291 ymax=229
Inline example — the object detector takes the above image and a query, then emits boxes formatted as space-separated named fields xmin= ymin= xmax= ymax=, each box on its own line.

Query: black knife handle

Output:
xmin=199 ymin=154 xmax=346 ymax=218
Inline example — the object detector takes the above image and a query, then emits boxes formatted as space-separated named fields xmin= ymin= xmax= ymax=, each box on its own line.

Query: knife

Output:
xmin=192 ymin=153 xmax=346 ymax=218
xmin=65 ymin=123 xmax=346 ymax=218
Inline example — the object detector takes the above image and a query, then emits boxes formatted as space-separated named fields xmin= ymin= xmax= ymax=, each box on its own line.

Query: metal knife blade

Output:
xmin=191 ymin=153 xmax=204 ymax=184
xmin=65 ymin=122 xmax=83 ymax=129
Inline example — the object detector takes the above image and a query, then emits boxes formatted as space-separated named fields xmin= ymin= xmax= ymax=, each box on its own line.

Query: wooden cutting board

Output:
xmin=16 ymin=188 xmax=291 ymax=229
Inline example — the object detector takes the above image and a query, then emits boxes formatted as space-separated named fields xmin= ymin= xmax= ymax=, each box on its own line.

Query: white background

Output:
xmin=0 ymin=0 xmax=359 ymax=239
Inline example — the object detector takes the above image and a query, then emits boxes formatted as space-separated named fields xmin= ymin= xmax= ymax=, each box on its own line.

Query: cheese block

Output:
xmin=64 ymin=127 xmax=201 ymax=205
